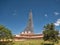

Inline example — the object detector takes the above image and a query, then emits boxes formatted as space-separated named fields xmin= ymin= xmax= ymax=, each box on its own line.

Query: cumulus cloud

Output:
xmin=54 ymin=12 xmax=60 ymax=15
xmin=54 ymin=19 xmax=60 ymax=26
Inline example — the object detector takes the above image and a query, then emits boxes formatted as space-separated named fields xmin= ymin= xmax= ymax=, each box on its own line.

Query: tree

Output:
xmin=43 ymin=23 xmax=59 ymax=43
xmin=0 ymin=25 xmax=13 ymax=45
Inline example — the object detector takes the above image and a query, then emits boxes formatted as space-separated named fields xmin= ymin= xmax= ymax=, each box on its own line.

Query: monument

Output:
xmin=14 ymin=10 xmax=43 ymax=41
xmin=21 ymin=9 xmax=33 ymax=34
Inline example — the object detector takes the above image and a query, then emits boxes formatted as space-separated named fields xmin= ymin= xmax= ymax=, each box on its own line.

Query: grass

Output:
xmin=13 ymin=39 xmax=60 ymax=45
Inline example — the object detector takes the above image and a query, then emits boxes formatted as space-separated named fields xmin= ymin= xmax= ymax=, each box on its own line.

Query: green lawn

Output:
xmin=13 ymin=39 xmax=60 ymax=45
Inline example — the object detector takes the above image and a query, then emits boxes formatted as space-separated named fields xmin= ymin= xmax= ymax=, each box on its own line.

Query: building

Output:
xmin=14 ymin=10 xmax=43 ymax=41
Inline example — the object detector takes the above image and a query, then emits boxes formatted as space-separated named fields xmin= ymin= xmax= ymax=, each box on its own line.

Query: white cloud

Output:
xmin=12 ymin=10 xmax=16 ymax=16
xmin=54 ymin=19 xmax=60 ymax=26
xmin=54 ymin=12 xmax=60 ymax=15
xmin=45 ymin=14 xmax=48 ymax=17
xmin=13 ymin=13 xmax=16 ymax=16
xmin=54 ymin=23 xmax=59 ymax=26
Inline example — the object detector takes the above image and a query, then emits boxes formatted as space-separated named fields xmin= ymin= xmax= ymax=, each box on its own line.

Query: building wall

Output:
xmin=14 ymin=34 xmax=43 ymax=41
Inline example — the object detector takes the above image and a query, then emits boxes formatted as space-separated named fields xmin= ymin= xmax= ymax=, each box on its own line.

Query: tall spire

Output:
xmin=24 ymin=9 xmax=34 ymax=34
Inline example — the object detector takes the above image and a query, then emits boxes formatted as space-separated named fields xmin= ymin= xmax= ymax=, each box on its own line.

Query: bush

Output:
xmin=0 ymin=41 xmax=13 ymax=45
xmin=41 ymin=42 xmax=54 ymax=45
xmin=43 ymin=43 xmax=54 ymax=45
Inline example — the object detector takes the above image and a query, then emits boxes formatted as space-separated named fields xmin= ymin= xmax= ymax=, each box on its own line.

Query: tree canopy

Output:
xmin=43 ymin=23 xmax=59 ymax=43
xmin=0 ymin=25 xmax=12 ymax=39
xmin=0 ymin=25 xmax=13 ymax=45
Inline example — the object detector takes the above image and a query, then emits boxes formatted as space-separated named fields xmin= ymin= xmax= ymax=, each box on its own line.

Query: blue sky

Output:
xmin=0 ymin=0 xmax=60 ymax=34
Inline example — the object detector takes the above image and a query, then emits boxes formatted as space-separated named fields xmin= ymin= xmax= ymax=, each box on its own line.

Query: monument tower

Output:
xmin=14 ymin=10 xmax=43 ymax=40
xmin=21 ymin=10 xmax=34 ymax=34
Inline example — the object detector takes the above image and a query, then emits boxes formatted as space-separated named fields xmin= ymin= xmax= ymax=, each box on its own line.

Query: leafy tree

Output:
xmin=0 ymin=25 xmax=13 ymax=45
xmin=43 ymin=23 xmax=59 ymax=43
